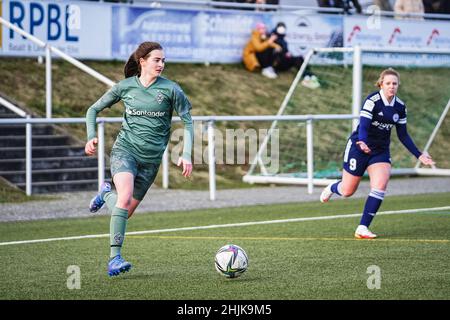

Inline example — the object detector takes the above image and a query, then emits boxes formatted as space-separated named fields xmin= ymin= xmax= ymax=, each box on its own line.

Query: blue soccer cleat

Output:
xmin=89 ymin=182 xmax=111 ymax=213
xmin=108 ymin=255 xmax=132 ymax=277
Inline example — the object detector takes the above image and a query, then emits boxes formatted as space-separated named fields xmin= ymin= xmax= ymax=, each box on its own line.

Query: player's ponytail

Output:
xmin=124 ymin=53 xmax=139 ymax=78
xmin=123 ymin=42 xmax=163 ymax=78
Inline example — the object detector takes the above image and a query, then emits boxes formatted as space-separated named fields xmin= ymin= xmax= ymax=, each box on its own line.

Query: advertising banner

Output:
xmin=111 ymin=6 xmax=342 ymax=63
xmin=1 ymin=0 xmax=448 ymax=66
xmin=344 ymin=15 xmax=450 ymax=66
xmin=0 ymin=0 xmax=111 ymax=59
xmin=277 ymin=13 xmax=343 ymax=57
xmin=112 ymin=6 xmax=266 ymax=63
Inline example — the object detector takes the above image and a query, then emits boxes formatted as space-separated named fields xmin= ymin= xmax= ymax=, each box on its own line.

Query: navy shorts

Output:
xmin=342 ymin=139 xmax=391 ymax=177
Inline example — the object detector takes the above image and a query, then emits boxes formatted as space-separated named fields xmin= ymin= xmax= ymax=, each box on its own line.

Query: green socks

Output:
xmin=110 ymin=207 xmax=128 ymax=258
xmin=103 ymin=191 xmax=117 ymax=211
xmin=104 ymin=190 xmax=129 ymax=258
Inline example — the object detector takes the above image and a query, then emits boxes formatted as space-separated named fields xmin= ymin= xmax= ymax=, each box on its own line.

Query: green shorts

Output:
xmin=110 ymin=148 xmax=160 ymax=201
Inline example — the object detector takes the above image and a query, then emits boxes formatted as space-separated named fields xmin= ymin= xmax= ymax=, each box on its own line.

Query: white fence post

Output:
xmin=25 ymin=115 xmax=32 ymax=196
xmin=207 ymin=120 xmax=216 ymax=201
xmin=306 ymin=119 xmax=314 ymax=194
xmin=162 ymin=145 xmax=169 ymax=189
xmin=352 ymin=45 xmax=362 ymax=131
xmin=45 ymin=45 xmax=52 ymax=119
xmin=97 ymin=121 xmax=105 ymax=190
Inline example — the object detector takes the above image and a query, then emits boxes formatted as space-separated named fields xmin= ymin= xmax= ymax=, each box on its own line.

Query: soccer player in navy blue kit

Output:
xmin=320 ymin=68 xmax=435 ymax=239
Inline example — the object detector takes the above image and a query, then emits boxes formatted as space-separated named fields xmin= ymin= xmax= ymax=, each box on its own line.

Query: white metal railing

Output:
xmin=62 ymin=0 xmax=450 ymax=19
xmin=111 ymin=0 xmax=450 ymax=19
xmin=1 ymin=111 xmax=449 ymax=199
xmin=0 ymin=114 xmax=358 ymax=200
xmin=0 ymin=17 xmax=115 ymax=119
xmin=0 ymin=96 xmax=27 ymax=118
xmin=122 ymin=0 xmax=345 ymax=13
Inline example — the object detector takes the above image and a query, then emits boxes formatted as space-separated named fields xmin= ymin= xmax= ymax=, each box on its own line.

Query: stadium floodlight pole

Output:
xmin=207 ymin=120 xmax=216 ymax=201
xmin=45 ymin=44 xmax=52 ymax=119
xmin=162 ymin=146 xmax=169 ymax=189
xmin=352 ymin=45 xmax=362 ymax=131
xmin=97 ymin=121 xmax=105 ymax=190
xmin=25 ymin=115 xmax=32 ymax=196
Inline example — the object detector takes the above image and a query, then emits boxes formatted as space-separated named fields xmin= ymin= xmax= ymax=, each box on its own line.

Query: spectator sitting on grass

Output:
xmin=242 ymin=22 xmax=282 ymax=79
xmin=271 ymin=22 xmax=320 ymax=89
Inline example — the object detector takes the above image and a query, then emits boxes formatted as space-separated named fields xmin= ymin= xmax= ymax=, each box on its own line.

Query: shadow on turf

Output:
xmin=107 ymin=271 xmax=260 ymax=283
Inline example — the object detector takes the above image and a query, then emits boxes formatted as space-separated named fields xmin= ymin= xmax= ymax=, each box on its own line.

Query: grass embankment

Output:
xmin=0 ymin=58 xmax=449 ymax=200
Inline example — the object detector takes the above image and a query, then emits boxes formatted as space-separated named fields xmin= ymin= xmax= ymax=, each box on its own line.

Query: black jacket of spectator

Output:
xmin=423 ymin=0 xmax=450 ymax=14
xmin=438 ymin=0 xmax=450 ymax=14
xmin=270 ymin=22 xmax=313 ymax=76
xmin=317 ymin=0 xmax=362 ymax=14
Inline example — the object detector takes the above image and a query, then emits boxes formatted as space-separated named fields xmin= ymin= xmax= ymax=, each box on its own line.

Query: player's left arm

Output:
xmin=395 ymin=109 xmax=435 ymax=166
xmin=173 ymin=84 xmax=193 ymax=177
xmin=357 ymin=98 xmax=374 ymax=154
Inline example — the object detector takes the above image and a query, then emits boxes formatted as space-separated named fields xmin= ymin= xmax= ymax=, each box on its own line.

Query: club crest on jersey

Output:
xmin=393 ymin=113 xmax=399 ymax=122
xmin=156 ymin=90 xmax=164 ymax=104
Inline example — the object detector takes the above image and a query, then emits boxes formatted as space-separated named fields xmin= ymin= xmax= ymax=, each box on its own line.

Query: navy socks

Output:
xmin=360 ymin=189 xmax=385 ymax=227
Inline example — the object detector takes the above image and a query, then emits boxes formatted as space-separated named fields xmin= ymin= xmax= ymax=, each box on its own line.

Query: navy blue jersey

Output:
xmin=350 ymin=90 xmax=408 ymax=154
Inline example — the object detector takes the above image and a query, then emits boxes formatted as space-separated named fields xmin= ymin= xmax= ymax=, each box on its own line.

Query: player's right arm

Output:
xmin=85 ymin=85 xmax=121 ymax=156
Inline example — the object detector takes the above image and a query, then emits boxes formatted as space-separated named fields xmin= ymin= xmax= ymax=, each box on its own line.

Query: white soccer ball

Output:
xmin=214 ymin=244 xmax=248 ymax=278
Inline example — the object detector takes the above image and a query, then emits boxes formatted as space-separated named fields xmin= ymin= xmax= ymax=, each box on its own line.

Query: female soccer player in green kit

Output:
xmin=85 ymin=42 xmax=193 ymax=277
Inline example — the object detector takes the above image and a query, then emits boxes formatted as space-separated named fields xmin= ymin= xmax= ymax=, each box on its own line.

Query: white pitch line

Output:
xmin=0 ymin=206 xmax=449 ymax=247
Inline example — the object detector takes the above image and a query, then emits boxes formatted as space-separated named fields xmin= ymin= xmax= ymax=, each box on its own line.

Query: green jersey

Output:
xmin=86 ymin=76 xmax=193 ymax=164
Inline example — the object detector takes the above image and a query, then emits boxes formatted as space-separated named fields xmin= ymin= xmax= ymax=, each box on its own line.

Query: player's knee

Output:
xmin=341 ymin=187 xmax=356 ymax=197
xmin=116 ymin=196 xmax=132 ymax=209
xmin=371 ymin=184 xmax=387 ymax=192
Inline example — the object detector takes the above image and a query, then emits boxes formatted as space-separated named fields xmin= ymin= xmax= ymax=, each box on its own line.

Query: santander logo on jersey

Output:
xmin=125 ymin=107 xmax=166 ymax=117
